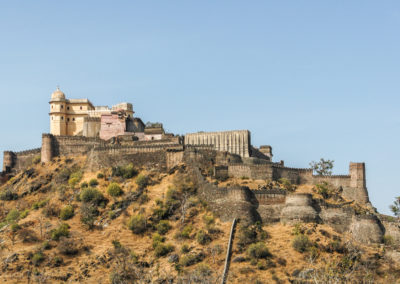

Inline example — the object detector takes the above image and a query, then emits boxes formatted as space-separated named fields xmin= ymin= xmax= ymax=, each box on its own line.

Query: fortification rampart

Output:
xmin=3 ymin=148 xmax=41 ymax=173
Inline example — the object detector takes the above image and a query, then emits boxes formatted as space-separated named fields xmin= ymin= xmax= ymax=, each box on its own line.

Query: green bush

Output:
xmin=202 ymin=214 xmax=215 ymax=227
xmin=80 ymin=188 xmax=106 ymax=205
xmin=20 ymin=209 xmax=29 ymax=219
xmin=97 ymin=173 xmax=105 ymax=179
xmin=32 ymin=199 xmax=49 ymax=210
xmin=180 ymin=225 xmax=193 ymax=239
xmin=80 ymin=203 xmax=98 ymax=229
xmin=11 ymin=223 xmax=21 ymax=232
xmin=179 ymin=253 xmax=204 ymax=267
xmin=135 ymin=174 xmax=149 ymax=188
xmin=80 ymin=182 xmax=88 ymax=189
xmin=89 ymin=179 xmax=99 ymax=187
xmin=68 ymin=170 xmax=83 ymax=188
xmin=59 ymin=205 xmax=74 ymax=220
xmin=278 ymin=178 xmax=295 ymax=191
xmin=42 ymin=241 xmax=51 ymax=250
xmin=152 ymin=233 xmax=165 ymax=248
xmin=32 ymin=252 xmax=45 ymax=266
xmin=128 ymin=214 xmax=147 ymax=234
xmin=51 ymin=223 xmax=70 ymax=241
xmin=196 ymin=230 xmax=211 ymax=245
xmin=292 ymin=234 xmax=311 ymax=253
xmin=6 ymin=209 xmax=20 ymax=222
xmin=123 ymin=164 xmax=137 ymax=179
xmin=32 ymin=155 xmax=41 ymax=165
xmin=247 ymin=242 xmax=271 ymax=259
xmin=156 ymin=220 xmax=171 ymax=235
xmin=0 ymin=189 xmax=18 ymax=201
xmin=154 ymin=243 xmax=174 ymax=257
xmin=112 ymin=164 xmax=137 ymax=179
xmin=107 ymin=183 xmax=123 ymax=197
xmin=181 ymin=244 xmax=190 ymax=254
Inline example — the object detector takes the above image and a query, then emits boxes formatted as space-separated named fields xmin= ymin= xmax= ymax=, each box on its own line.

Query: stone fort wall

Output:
xmin=185 ymin=130 xmax=251 ymax=158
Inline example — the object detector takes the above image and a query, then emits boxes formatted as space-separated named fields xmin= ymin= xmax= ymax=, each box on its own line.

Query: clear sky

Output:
xmin=0 ymin=1 xmax=399 ymax=214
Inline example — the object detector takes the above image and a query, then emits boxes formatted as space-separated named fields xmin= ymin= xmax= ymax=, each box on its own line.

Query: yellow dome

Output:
xmin=51 ymin=87 xmax=65 ymax=101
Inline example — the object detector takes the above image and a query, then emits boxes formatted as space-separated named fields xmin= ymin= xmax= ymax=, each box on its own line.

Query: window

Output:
xmin=51 ymin=116 xmax=53 ymax=120
xmin=80 ymin=106 xmax=83 ymax=110
xmin=67 ymin=106 xmax=70 ymax=110
xmin=67 ymin=118 xmax=70 ymax=122
xmin=72 ymin=118 xmax=75 ymax=121
xmin=61 ymin=117 xmax=64 ymax=120
xmin=61 ymin=105 xmax=64 ymax=109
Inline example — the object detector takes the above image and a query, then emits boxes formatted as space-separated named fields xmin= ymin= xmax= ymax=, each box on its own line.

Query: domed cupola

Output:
xmin=50 ymin=87 xmax=66 ymax=101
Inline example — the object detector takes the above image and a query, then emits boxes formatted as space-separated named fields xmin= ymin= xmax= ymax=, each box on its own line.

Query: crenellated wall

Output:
xmin=3 ymin=148 xmax=41 ymax=172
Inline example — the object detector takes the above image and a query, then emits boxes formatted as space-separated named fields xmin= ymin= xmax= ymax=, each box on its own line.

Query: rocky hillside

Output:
xmin=0 ymin=157 xmax=400 ymax=283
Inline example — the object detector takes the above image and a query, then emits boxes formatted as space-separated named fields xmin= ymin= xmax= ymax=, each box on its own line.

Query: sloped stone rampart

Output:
xmin=349 ymin=215 xmax=383 ymax=244
xmin=280 ymin=194 xmax=318 ymax=223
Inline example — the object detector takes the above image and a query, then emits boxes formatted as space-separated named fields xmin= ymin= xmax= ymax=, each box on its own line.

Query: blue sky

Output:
xmin=0 ymin=1 xmax=399 ymax=214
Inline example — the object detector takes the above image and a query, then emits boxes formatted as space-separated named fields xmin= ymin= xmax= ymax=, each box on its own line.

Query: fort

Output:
xmin=2 ymin=87 xmax=387 ymax=243
xmin=2 ymin=87 xmax=369 ymax=205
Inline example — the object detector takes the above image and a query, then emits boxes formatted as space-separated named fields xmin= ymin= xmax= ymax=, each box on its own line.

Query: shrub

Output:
xmin=42 ymin=241 xmax=51 ymax=250
xmin=127 ymin=214 xmax=147 ymax=234
xmin=20 ymin=209 xmax=29 ymax=219
xmin=18 ymin=228 xmax=38 ymax=243
xmin=32 ymin=252 xmax=45 ymax=266
xmin=135 ymin=174 xmax=149 ymax=188
xmin=202 ymin=214 xmax=215 ymax=227
xmin=11 ymin=223 xmax=21 ymax=232
xmin=383 ymin=235 xmax=394 ymax=246
xmin=154 ymin=243 xmax=174 ymax=257
xmin=51 ymin=223 xmax=70 ymax=241
xmin=181 ymin=244 xmax=190 ymax=254
xmin=32 ymin=155 xmax=41 ymax=165
xmin=89 ymin=179 xmax=99 ymax=187
xmin=237 ymin=225 xmax=258 ymax=250
xmin=60 ymin=205 xmax=74 ymax=220
xmin=80 ymin=203 xmax=98 ymax=229
xmin=80 ymin=182 xmax=88 ymax=189
xmin=0 ymin=189 xmax=18 ymax=201
xmin=279 ymin=178 xmax=295 ymax=191
xmin=196 ymin=230 xmax=211 ymax=245
xmin=57 ymin=237 xmax=78 ymax=255
xmin=52 ymin=256 xmax=63 ymax=267
xmin=138 ymin=194 xmax=149 ymax=204
xmin=179 ymin=253 xmax=204 ymax=267
xmin=315 ymin=182 xmax=332 ymax=199
xmin=292 ymin=234 xmax=311 ymax=253
xmin=247 ymin=242 xmax=271 ymax=260
xmin=32 ymin=199 xmax=48 ymax=210
xmin=112 ymin=164 xmax=137 ymax=179
xmin=42 ymin=202 xmax=60 ymax=217
xmin=107 ymin=183 xmax=123 ymax=197
xmin=6 ymin=209 xmax=20 ymax=222
xmin=156 ymin=220 xmax=171 ymax=235
xmin=123 ymin=164 xmax=137 ymax=179
xmin=152 ymin=233 xmax=165 ymax=248
xmin=97 ymin=173 xmax=105 ymax=179
xmin=180 ymin=225 xmax=193 ymax=239
xmin=56 ymin=168 xmax=71 ymax=183
xmin=80 ymin=188 xmax=106 ymax=205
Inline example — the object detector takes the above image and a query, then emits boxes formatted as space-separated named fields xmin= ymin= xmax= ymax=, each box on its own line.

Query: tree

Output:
xmin=390 ymin=196 xmax=400 ymax=219
xmin=309 ymin=158 xmax=334 ymax=176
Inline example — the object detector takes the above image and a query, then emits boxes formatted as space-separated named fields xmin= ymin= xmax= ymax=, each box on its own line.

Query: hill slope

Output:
xmin=0 ymin=157 xmax=399 ymax=283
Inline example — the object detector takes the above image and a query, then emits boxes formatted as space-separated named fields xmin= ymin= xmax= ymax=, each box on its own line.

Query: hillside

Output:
xmin=0 ymin=157 xmax=400 ymax=283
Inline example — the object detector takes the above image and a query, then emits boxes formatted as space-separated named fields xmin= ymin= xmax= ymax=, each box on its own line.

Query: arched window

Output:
xmin=61 ymin=117 xmax=64 ymax=120
xmin=67 ymin=118 xmax=70 ymax=122
xmin=61 ymin=105 xmax=64 ymax=109
xmin=80 ymin=106 xmax=83 ymax=110
xmin=72 ymin=118 xmax=75 ymax=121
xmin=67 ymin=106 xmax=70 ymax=110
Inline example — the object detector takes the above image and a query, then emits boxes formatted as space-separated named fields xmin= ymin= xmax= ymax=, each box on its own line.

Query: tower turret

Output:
xmin=49 ymin=87 xmax=67 ymax=135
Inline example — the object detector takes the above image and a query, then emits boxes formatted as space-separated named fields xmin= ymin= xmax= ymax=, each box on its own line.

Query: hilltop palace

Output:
xmin=2 ymin=87 xmax=369 ymax=206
